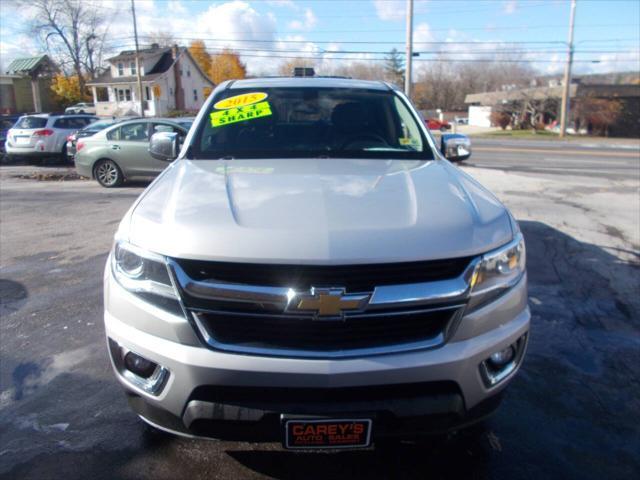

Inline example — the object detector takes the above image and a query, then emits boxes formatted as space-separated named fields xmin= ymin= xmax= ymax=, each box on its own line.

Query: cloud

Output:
xmin=373 ymin=0 xmax=405 ymax=21
xmin=267 ymin=0 xmax=298 ymax=9
xmin=414 ymin=22 xmax=433 ymax=44
xmin=503 ymin=0 xmax=517 ymax=15
xmin=288 ymin=8 xmax=317 ymax=30
xmin=166 ymin=0 xmax=187 ymax=14
xmin=374 ymin=0 xmax=429 ymax=22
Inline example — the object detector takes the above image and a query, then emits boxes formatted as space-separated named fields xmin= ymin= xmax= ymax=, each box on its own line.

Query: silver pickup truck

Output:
xmin=105 ymin=76 xmax=529 ymax=449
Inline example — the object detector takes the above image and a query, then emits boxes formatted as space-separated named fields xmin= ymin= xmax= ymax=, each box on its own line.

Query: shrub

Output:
xmin=490 ymin=111 xmax=511 ymax=130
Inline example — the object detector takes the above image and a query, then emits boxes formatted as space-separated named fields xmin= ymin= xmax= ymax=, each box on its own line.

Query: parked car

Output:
xmin=105 ymin=77 xmax=529 ymax=448
xmin=426 ymin=118 xmax=451 ymax=131
xmin=65 ymin=102 xmax=96 ymax=114
xmin=66 ymin=118 xmax=122 ymax=161
xmin=0 ymin=114 xmax=21 ymax=158
xmin=74 ymin=118 xmax=188 ymax=187
xmin=454 ymin=117 xmax=469 ymax=125
xmin=170 ymin=117 xmax=196 ymax=130
xmin=5 ymin=114 xmax=98 ymax=160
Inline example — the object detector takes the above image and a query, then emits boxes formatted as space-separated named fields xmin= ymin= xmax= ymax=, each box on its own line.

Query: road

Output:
xmin=468 ymin=138 xmax=640 ymax=180
xmin=1 ymin=141 xmax=639 ymax=480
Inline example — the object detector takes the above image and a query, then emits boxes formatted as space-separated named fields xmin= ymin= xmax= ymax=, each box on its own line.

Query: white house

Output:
xmin=87 ymin=44 xmax=214 ymax=117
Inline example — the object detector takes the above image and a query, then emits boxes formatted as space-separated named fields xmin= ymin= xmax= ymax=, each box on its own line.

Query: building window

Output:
xmin=169 ymin=87 xmax=173 ymax=96
xmin=117 ymin=62 xmax=124 ymax=76
xmin=187 ymin=68 xmax=191 ymax=77
xmin=193 ymin=89 xmax=197 ymax=101
xmin=130 ymin=61 xmax=136 ymax=75
xmin=145 ymin=86 xmax=151 ymax=100
xmin=117 ymin=88 xmax=131 ymax=102
xmin=179 ymin=68 xmax=183 ymax=76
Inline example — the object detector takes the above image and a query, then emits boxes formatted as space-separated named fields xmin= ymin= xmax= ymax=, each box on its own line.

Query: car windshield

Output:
xmin=14 ymin=116 xmax=48 ymax=129
xmin=193 ymin=87 xmax=433 ymax=160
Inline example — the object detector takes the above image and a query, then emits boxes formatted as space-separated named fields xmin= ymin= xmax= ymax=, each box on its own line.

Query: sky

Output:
xmin=1 ymin=0 xmax=639 ymax=77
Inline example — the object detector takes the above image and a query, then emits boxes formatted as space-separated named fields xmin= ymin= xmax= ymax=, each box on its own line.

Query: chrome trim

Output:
xmin=109 ymin=339 xmax=170 ymax=396
xmin=479 ymin=333 xmax=528 ymax=388
xmin=170 ymin=259 xmax=294 ymax=308
xmin=169 ymin=257 xmax=478 ymax=312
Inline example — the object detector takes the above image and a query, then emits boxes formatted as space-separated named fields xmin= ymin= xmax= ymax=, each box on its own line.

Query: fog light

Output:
xmin=489 ymin=346 xmax=515 ymax=367
xmin=124 ymin=351 xmax=157 ymax=378
xmin=479 ymin=334 xmax=528 ymax=387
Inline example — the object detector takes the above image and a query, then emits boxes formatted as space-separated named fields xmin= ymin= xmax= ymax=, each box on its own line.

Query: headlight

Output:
xmin=468 ymin=233 xmax=526 ymax=308
xmin=111 ymin=241 xmax=179 ymax=303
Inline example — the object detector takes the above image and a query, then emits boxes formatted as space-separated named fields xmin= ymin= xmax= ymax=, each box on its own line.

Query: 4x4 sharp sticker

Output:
xmin=210 ymin=101 xmax=273 ymax=127
xmin=214 ymin=92 xmax=268 ymax=110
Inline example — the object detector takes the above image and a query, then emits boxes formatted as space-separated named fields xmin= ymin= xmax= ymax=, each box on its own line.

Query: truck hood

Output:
xmin=126 ymin=158 xmax=513 ymax=264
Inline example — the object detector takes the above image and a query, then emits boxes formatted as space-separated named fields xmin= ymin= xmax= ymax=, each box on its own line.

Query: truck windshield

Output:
xmin=193 ymin=87 xmax=434 ymax=160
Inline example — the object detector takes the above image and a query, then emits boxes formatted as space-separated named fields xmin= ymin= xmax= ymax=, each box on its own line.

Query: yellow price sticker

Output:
xmin=213 ymin=92 xmax=268 ymax=110
xmin=210 ymin=101 xmax=273 ymax=127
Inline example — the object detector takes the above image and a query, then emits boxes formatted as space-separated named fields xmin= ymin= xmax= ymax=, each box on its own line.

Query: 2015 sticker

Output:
xmin=210 ymin=101 xmax=273 ymax=127
xmin=214 ymin=92 xmax=268 ymax=110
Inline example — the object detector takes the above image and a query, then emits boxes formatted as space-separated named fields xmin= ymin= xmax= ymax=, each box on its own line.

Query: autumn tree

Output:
xmin=189 ymin=40 xmax=212 ymax=75
xmin=574 ymin=96 xmax=623 ymax=136
xmin=23 ymin=0 xmax=112 ymax=94
xmin=50 ymin=73 xmax=90 ymax=105
xmin=209 ymin=49 xmax=247 ymax=84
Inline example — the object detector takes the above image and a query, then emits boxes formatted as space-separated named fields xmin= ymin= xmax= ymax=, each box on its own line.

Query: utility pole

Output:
xmin=131 ymin=0 xmax=145 ymax=117
xmin=404 ymin=0 xmax=414 ymax=98
xmin=559 ymin=0 xmax=576 ymax=138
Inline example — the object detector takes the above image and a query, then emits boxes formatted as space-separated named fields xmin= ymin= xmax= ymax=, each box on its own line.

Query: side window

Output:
xmin=53 ymin=118 xmax=69 ymax=129
xmin=120 ymin=123 xmax=149 ymax=141
xmin=393 ymin=96 xmax=424 ymax=151
xmin=117 ymin=63 xmax=124 ymax=76
xmin=107 ymin=127 xmax=120 ymax=141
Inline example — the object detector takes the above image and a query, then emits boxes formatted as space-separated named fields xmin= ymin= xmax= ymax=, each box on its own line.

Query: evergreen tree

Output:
xmin=384 ymin=48 xmax=405 ymax=86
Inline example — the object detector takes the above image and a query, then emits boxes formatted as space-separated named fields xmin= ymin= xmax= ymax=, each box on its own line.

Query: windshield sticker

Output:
xmin=214 ymin=92 xmax=268 ymax=110
xmin=210 ymin=101 xmax=273 ymax=127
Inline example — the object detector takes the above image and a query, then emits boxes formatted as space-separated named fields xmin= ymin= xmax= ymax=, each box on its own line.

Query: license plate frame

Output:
xmin=283 ymin=418 xmax=372 ymax=450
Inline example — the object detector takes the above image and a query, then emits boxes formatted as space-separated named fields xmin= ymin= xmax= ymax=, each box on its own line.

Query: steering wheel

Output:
xmin=341 ymin=133 xmax=388 ymax=150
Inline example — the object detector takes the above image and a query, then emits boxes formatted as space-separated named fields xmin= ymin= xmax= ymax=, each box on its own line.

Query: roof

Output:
xmin=106 ymin=46 xmax=171 ymax=63
xmin=465 ymin=85 xmax=577 ymax=105
xmin=6 ymin=55 xmax=55 ymax=76
xmin=465 ymin=83 xmax=639 ymax=105
xmin=229 ymin=77 xmax=391 ymax=90
xmin=87 ymin=47 xmax=213 ymax=87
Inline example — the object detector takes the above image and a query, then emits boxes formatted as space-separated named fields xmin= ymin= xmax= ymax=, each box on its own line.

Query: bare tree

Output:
xmin=22 ymin=0 xmax=112 ymax=93
xmin=320 ymin=61 xmax=386 ymax=81
xmin=145 ymin=31 xmax=177 ymax=48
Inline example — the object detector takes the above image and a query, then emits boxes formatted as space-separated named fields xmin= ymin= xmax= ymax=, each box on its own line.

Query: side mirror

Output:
xmin=441 ymin=133 xmax=472 ymax=162
xmin=149 ymin=131 xmax=179 ymax=162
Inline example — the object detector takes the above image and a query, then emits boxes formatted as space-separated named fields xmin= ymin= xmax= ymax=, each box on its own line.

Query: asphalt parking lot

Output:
xmin=1 ymin=141 xmax=639 ymax=479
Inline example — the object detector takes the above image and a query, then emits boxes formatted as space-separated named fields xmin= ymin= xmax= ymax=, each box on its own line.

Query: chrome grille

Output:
xmin=169 ymin=257 xmax=476 ymax=358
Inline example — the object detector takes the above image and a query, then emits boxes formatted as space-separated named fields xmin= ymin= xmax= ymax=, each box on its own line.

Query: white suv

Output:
xmin=5 ymin=114 xmax=97 ymax=160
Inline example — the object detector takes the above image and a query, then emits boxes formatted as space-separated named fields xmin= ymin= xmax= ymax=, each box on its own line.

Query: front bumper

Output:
xmin=104 ymin=268 xmax=530 ymax=441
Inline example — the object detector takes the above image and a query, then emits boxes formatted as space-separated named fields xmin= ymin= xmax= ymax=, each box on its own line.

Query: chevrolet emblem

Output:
xmin=293 ymin=288 xmax=370 ymax=318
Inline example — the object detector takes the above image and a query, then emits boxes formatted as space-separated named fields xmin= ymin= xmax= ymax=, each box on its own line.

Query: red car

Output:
xmin=426 ymin=118 xmax=451 ymax=131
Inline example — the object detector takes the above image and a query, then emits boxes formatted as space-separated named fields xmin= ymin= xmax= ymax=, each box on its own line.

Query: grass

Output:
xmin=484 ymin=129 xmax=559 ymax=139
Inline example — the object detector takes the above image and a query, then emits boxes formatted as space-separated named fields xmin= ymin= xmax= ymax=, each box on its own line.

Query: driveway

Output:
xmin=0 ymin=149 xmax=638 ymax=479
